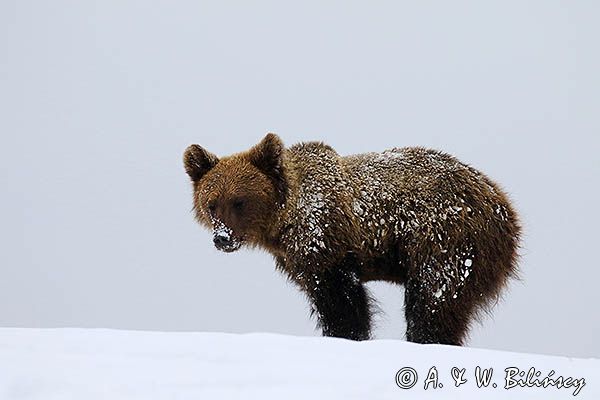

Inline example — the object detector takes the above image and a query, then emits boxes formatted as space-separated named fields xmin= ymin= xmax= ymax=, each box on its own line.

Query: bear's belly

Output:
xmin=358 ymin=249 xmax=409 ymax=284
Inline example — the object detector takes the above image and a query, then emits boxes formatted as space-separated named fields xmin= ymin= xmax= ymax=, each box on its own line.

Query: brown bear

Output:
xmin=183 ymin=133 xmax=521 ymax=345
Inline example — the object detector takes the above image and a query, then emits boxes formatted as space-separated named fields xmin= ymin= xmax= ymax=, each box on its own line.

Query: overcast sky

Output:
xmin=1 ymin=1 xmax=598 ymax=358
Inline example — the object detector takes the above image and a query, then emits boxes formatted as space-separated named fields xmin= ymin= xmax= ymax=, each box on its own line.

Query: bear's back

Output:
xmin=283 ymin=143 xmax=515 ymax=264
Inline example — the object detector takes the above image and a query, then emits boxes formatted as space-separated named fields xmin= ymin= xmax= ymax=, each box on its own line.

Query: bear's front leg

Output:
xmin=302 ymin=255 xmax=373 ymax=341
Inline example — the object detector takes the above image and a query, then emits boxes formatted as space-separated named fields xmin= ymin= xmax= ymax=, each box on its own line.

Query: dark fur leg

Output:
xmin=404 ymin=278 xmax=471 ymax=345
xmin=304 ymin=256 xmax=373 ymax=341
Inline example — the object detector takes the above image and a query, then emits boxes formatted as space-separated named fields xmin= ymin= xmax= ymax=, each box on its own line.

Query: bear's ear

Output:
xmin=248 ymin=133 xmax=287 ymax=203
xmin=183 ymin=144 xmax=219 ymax=182
xmin=248 ymin=133 xmax=284 ymax=172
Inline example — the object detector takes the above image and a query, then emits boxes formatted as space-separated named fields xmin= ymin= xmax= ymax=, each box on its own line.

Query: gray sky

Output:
xmin=1 ymin=1 xmax=598 ymax=358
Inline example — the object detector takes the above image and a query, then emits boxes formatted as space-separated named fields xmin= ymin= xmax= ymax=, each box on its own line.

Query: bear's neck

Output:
xmin=259 ymin=150 xmax=302 ymax=258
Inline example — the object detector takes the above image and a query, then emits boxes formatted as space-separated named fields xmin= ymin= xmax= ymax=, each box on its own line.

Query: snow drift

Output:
xmin=0 ymin=328 xmax=597 ymax=399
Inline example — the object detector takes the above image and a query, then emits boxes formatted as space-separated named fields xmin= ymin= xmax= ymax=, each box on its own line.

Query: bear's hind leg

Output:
xmin=404 ymin=277 xmax=475 ymax=346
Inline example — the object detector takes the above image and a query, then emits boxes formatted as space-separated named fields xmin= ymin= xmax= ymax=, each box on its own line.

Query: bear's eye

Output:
xmin=207 ymin=202 xmax=216 ymax=214
xmin=232 ymin=198 xmax=245 ymax=211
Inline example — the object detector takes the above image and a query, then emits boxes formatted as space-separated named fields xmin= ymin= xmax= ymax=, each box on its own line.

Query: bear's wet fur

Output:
xmin=184 ymin=133 xmax=521 ymax=345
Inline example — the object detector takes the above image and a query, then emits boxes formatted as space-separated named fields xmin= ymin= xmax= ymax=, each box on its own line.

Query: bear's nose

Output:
xmin=213 ymin=234 xmax=232 ymax=248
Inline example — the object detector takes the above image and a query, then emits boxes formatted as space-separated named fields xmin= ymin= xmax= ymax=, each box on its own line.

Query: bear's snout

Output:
xmin=213 ymin=234 xmax=232 ymax=249
xmin=213 ymin=234 xmax=242 ymax=252
xmin=211 ymin=219 xmax=242 ymax=253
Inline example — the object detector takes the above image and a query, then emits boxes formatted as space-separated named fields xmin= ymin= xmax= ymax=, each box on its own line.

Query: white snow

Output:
xmin=0 ymin=328 xmax=597 ymax=399
xmin=212 ymin=218 xmax=233 ymax=240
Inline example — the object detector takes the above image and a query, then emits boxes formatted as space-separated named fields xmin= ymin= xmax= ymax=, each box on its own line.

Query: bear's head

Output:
xmin=183 ymin=133 xmax=287 ymax=253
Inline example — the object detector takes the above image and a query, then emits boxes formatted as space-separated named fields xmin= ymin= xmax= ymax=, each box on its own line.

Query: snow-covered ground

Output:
xmin=0 ymin=328 xmax=597 ymax=399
